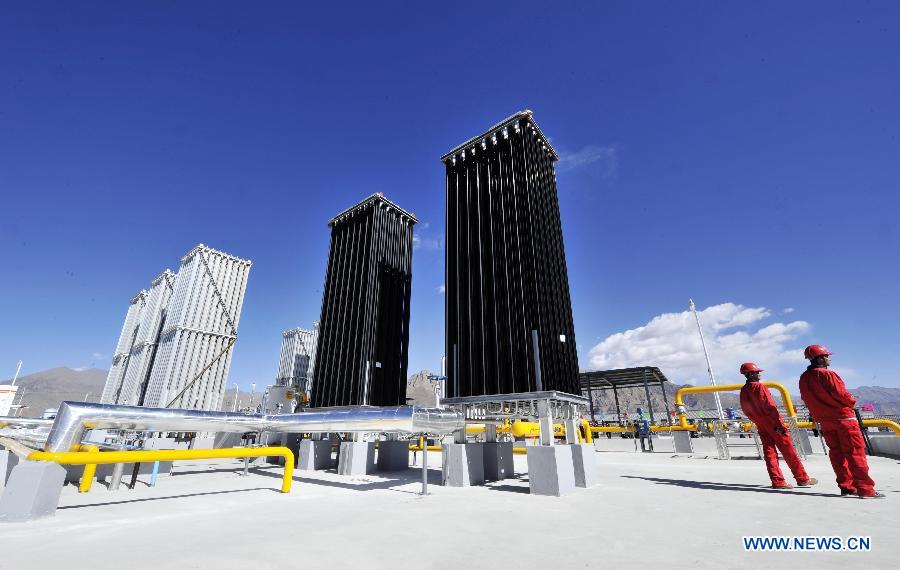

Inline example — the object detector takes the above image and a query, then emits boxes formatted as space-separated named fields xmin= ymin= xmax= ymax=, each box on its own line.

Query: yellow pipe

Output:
xmin=797 ymin=419 xmax=900 ymax=436
xmin=649 ymin=425 xmax=696 ymax=432
xmin=590 ymin=424 xmax=694 ymax=433
xmin=580 ymin=419 xmax=593 ymax=444
xmin=28 ymin=446 xmax=295 ymax=493
xmin=465 ymin=424 xmax=519 ymax=434
xmin=674 ymin=381 xmax=795 ymax=429
xmin=77 ymin=445 xmax=99 ymax=493
xmin=590 ymin=425 xmax=630 ymax=433
xmin=860 ymin=418 xmax=899 ymax=435
xmin=408 ymin=437 xmax=443 ymax=452
xmin=408 ymin=445 xmax=444 ymax=452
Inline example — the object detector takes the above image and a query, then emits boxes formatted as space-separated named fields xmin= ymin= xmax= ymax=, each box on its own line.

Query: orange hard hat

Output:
xmin=804 ymin=344 xmax=832 ymax=359
xmin=739 ymin=362 xmax=763 ymax=374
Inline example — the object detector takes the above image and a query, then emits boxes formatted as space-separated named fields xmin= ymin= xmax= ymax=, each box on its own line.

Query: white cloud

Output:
xmin=587 ymin=302 xmax=810 ymax=385
xmin=412 ymin=232 xmax=442 ymax=252
xmin=784 ymin=307 xmax=795 ymax=314
xmin=436 ymin=284 xmax=445 ymax=294
xmin=557 ymin=144 xmax=618 ymax=176
xmin=91 ymin=352 xmax=105 ymax=360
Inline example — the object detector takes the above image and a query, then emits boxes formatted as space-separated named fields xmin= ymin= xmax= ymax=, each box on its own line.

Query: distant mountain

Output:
xmin=0 ymin=366 xmax=269 ymax=416
xmin=582 ymin=380 xmax=740 ymax=420
xmin=850 ymin=386 xmax=900 ymax=415
xmin=406 ymin=370 xmax=441 ymax=406
xmin=8 ymin=367 xmax=896 ymax=419
xmin=581 ymin=381 xmax=900 ymax=419
xmin=1 ymin=367 xmax=107 ymax=417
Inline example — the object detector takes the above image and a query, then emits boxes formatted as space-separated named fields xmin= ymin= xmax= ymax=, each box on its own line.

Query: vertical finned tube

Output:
xmin=363 ymin=360 xmax=370 ymax=406
xmin=531 ymin=329 xmax=543 ymax=392
xmin=453 ymin=344 xmax=459 ymax=398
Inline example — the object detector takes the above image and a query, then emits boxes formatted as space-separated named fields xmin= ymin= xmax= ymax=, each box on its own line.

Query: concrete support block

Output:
xmin=377 ymin=440 xmax=409 ymax=472
xmin=570 ymin=444 xmax=600 ymax=488
xmin=793 ymin=428 xmax=813 ymax=455
xmin=213 ymin=432 xmax=245 ymax=448
xmin=298 ymin=440 xmax=335 ymax=471
xmin=526 ymin=445 xmax=576 ymax=497
xmin=2 ymin=450 xmax=19 ymax=488
xmin=808 ymin=435 xmax=827 ymax=455
xmin=441 ymin=443 xmax=484 ymax=487
xmin=0 ymin=461 xmax=67 ymax=522
xmin=1 ymin=450 xmax=20 ymax=490
xmin=870 ymin=435 xmax=900 ymax=459
xmin=337 ymin=441 xmax=376 ymax=476
xmin=483 ymin=442 xmax=514 ymax=481
xmin=673 ymin=431 xmax=694 ymax=454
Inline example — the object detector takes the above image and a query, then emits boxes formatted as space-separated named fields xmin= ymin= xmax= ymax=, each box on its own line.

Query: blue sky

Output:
xmin=1 ymin=2 xmax=898 ymax=393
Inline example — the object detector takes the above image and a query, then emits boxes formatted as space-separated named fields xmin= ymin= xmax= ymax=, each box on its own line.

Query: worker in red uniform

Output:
xmin=739 ymin=362 xmax=817 ymax=489
xmin=799 ymin=345 xmax=883 ymax=498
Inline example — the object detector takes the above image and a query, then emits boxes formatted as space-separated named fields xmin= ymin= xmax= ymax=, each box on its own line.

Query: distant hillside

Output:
xmin=850 ymin=386 xmax=900 ymax=415
xmin=0 ymin=366 xmax=268 ymax=416
xmin=7 ymin=367 xmax=896 ymax=418
xmin=406 ymin=370 xmax=440 ymax=406
xmin=401 ymin=371 xmax=741 ymax=415
xmin=583 ymin=381 xmax=741 ymax=420
xmin=400 ymin=370 xmax=900 ymax=419
xmin=1 ymin=367 xmax=107 ymax=417
xmin=579 ymin=382 xmax=900 ymax=418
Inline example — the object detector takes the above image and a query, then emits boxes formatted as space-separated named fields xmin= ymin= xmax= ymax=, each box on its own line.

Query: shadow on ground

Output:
xmin=622 ymin=475 xmax=839 ymax=498
xmin=59 ymin=487 xmax=276 ymax=510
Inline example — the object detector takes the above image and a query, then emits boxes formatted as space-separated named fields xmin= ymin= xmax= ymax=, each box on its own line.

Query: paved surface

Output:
xmin=1 ymin=445 xmax=896 ymax=569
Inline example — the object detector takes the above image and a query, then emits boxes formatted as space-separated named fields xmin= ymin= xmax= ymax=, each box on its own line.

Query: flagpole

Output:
xmin=689 ymin=299 xmax=724 ymax=420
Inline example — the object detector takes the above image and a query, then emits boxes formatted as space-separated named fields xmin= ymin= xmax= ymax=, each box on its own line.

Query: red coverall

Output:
xmin=739 ymin=381 xmax=810 ymax=486
xmin=799 ymin=366 xmax=876 ymax=496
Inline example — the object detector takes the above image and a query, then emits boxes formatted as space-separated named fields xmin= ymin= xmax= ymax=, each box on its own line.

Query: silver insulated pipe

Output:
xmin=44 ymin=401 xmax=465 ymax=452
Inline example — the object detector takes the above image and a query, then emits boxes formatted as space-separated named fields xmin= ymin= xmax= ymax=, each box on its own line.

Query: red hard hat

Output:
xmin=804 ymin=344 xmax=833 ymax=359
xmin=739 ymin=362 xmax=763 ymax=374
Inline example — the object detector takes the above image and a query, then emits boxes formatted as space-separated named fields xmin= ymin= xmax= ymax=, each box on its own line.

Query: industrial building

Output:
xmin=442 ymin=110 xmax=580 ymax=398
xmin=2 ymin=110 xmax=895 ymax=563
xmin=116 ymin=270 xmax=177 ymax=406
xmin=99 ymin=291 xmax=148 ymax=404
xmin=143 ymin=245 xmax=251 ymax=411
xmin=98 ymin=245 xmax=251 ymax=412
xmin=311 ymin=193 xmax=416 ymax=408
xmin=274 ymin=325 xmax=319 ymax=393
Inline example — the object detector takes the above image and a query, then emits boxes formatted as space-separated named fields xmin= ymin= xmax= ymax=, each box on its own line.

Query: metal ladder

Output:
xmin=712 ymin=421 xmax=762 ymax=460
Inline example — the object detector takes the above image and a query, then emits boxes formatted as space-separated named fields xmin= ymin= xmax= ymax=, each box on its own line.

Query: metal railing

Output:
xmin=27 ymin=446 xmax=295 ymax=494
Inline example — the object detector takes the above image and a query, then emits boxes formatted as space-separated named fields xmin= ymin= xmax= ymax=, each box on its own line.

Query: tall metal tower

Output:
xmin=311 ymin=193 xmax=416 ymax=408
xmin=117 ymin=269 xmax=177 ymax=405
xmin=142 ymin=244 xmax=252 ymax=411
xmin=100 ymin=291 xmax=147 ymax=404
xmin=443 ymin=110 xmax=579 ymax=397
xmin=275 ymin=324 xmax=319 ymax=393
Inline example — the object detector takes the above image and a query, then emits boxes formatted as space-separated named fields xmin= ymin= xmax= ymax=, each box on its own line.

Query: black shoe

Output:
xmin=858 ymin=492 xmax=886 ymax=499
xmin=840 ymin=488 xmax=856 ymax=497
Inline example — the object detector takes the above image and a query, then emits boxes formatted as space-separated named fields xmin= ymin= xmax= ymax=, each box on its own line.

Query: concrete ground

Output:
xmin=1 ymin=445 xmax=897 ymax=570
